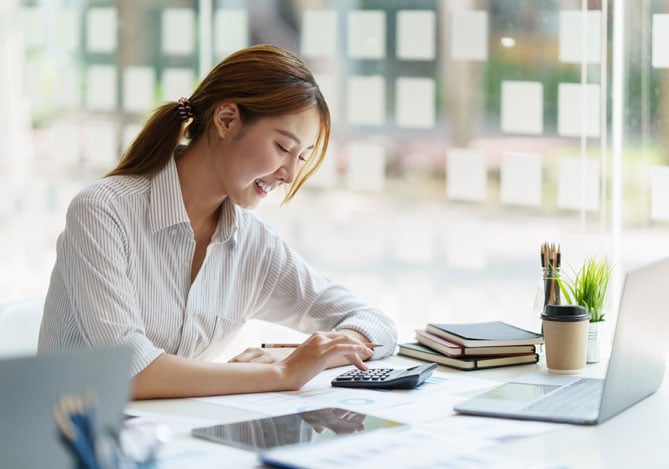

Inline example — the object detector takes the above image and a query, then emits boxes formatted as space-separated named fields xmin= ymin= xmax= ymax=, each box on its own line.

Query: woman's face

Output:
xmin=214 ymin=105 xmax=320 ymax=209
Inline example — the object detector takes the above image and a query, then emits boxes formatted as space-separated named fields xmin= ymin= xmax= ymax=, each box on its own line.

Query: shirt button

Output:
xmin=170 ymin=229 xmax=177 ymax=236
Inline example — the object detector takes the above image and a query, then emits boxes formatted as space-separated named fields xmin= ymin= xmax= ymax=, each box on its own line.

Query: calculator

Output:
xmin=331 ymin=363 xmax=438 ymax=389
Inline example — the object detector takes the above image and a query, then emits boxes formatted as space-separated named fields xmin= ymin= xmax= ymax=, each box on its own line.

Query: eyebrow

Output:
xmin=275 ymin=129 xmax=315 ymax=150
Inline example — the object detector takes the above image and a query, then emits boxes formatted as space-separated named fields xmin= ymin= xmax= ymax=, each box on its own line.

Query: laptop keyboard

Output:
xmin=522 ymin=378 xmax=604 ymax=418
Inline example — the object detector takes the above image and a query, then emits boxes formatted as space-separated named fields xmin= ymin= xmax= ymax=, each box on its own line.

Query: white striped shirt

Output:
xmin=38 ymin=157 xmax=397 ymax=376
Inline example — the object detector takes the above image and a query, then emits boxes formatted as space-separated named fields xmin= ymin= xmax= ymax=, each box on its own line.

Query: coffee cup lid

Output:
xmin=541 ymin=304 xmax=591 ymax=322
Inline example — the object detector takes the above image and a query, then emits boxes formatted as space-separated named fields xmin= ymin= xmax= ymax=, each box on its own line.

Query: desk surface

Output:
xmin=127 ymin=355 xmax=669 ymax=468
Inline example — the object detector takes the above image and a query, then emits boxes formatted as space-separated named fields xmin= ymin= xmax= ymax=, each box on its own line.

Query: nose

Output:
xmin=276 ymin=156 xmax=299 ymax=184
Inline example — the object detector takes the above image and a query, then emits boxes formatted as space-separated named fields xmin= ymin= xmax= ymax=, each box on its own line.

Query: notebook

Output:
xmin=0 ymin=346 xmax=132 ymax=468
xmin=454 ymin=257 xmax=668 ymax=425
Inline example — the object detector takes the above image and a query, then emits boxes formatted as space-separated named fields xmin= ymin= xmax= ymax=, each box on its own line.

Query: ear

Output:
xmin=213 ymin=103 xmax=239 ymax=139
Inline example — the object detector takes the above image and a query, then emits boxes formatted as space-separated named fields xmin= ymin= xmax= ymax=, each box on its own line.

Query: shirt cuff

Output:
xmin=117 ymin=332 xmax=165 ymax=378
xmin=335 ymin=314 xmax=398 ymax=359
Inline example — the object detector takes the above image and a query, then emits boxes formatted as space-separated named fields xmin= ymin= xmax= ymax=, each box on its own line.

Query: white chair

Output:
xmin=0 ymin=298 xmax=44 ymax=357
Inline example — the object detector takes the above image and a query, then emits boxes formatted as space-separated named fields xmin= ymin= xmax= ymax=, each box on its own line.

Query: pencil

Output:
xmin=261 ymin=343 xmax=382 ymax=349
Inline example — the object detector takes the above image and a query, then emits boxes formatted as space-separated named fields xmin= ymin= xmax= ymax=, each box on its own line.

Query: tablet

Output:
xmin=191 ymin=407 xmax=405 ymax=452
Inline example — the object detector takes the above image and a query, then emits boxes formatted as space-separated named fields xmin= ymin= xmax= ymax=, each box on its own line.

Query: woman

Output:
xmin=38 ymin=44 xmax=397 ymax=399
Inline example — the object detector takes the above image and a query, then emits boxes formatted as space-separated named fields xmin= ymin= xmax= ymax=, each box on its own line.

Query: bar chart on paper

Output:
xmin=195 ymin=367 xmax=497 ymax=425
xmin=259 ymin=426 xmax=566 ymax=469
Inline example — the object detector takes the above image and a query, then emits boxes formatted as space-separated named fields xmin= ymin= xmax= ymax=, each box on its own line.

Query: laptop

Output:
xmin=0 ymin=346 xmax=132 ymax=468
xmin=454 ymin=257 xmax=668 ymax=425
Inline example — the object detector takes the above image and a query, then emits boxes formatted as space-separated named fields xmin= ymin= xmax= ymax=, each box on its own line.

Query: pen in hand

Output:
xmin=261 ymin=343 xmax=382 ymax=349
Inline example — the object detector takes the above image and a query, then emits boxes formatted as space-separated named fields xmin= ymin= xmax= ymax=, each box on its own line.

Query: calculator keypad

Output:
xmin=338 ymin=368 xmax=394 ymax=382
xmin=331 ymin=363 xmax=437 ymax=389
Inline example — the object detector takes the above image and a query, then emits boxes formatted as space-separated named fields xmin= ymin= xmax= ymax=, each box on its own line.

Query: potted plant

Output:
xmin=558 ymin=255 xmax=612 ymax=363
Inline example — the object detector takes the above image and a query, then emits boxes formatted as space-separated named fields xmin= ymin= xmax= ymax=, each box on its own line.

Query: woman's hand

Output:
xmin=228 ymin=346 xmax=293 ymax=364
xmin=277 ymin=331 xmax=374 ymax=390
xmin=228 ymin=330 xmax=373 ymax=367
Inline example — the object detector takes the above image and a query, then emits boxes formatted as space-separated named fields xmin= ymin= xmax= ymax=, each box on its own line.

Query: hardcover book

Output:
xmin=397 ymin=343 xmax=539 ymax=371
xmin=415 ymin=329 xmax=536 ymax=357
xmin=425 ymin=321 xmax=544 ymax=348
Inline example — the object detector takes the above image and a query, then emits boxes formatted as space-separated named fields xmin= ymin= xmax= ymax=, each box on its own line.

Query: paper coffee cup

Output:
xmin=541 ymin=305 xmax=591 ymax=374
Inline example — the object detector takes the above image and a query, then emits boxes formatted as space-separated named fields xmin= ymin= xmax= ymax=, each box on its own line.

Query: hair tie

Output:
xmin=177 ymin=97 xmax=194 ymax=121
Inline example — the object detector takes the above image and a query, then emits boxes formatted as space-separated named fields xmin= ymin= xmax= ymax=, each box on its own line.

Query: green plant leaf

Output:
xmin=558 ymin=256 xmax=612 ymax=322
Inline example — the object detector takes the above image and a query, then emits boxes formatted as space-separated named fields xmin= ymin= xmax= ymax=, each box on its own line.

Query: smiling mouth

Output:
xmin=255 ymin=179 xmax=272 ymax=194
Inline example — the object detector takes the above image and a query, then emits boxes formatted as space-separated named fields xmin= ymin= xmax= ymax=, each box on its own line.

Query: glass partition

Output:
xmin=3 ymin=0 xmax=668 ymax=351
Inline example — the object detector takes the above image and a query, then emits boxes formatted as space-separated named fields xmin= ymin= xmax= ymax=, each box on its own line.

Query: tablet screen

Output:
xmin=191 ymin=407 xmax=405 ymax=452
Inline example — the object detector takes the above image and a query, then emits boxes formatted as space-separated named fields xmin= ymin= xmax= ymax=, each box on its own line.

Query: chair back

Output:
xmin=0 ymin=298 xmax=44 ymax=357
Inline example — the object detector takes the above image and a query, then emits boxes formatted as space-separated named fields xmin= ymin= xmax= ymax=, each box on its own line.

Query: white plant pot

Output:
xmin=587 ymin=321 xmax=602 ymax=364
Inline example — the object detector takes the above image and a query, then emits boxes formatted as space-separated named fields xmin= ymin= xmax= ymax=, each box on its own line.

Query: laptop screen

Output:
xmin=0 ymin=347 xmax=132 ymax=468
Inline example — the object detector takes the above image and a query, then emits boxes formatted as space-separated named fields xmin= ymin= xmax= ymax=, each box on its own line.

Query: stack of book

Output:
xmin=398 ymin=321 xmax=544 ymax=371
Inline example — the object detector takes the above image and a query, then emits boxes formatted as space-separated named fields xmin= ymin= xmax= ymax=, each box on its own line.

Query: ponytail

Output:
xmin=106 ymin=102 xmax=184 ymax=177
xmin=106 ymin=44 xmax=331 ymax=203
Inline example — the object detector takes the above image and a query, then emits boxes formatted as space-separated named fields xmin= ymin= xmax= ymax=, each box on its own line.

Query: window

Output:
xmin=4 ymin=1 xmax=668 ymax=351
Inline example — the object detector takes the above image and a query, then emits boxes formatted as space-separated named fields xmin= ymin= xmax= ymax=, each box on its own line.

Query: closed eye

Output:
xmin=276 ymin=143 xmax=290 ymax=155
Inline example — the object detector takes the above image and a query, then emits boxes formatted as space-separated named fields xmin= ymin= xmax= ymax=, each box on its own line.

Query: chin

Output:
xmin=229 ymin=196 xmax=259 ymax=210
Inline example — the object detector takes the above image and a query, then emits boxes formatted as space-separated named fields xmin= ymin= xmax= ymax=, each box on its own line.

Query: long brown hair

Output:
xmin=108 ymin=44 xmax=330 ymax=202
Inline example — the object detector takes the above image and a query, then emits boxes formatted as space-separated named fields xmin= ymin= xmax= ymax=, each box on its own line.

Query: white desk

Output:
xmin=127 ymin=356 xmax=669 ymax=468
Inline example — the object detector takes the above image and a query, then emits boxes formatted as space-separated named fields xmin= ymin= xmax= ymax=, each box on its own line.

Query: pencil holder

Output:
xmin=532 ymin=267 xmax=561 ymax=332
xmin=542 ymin=266 xmax=561 ymax=307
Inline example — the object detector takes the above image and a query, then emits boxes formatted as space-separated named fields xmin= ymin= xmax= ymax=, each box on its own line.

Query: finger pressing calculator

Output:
xmin=331 ymin=363 xmax=438 ymax=389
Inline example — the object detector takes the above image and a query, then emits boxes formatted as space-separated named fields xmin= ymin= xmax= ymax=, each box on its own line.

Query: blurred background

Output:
xmin=1 ymin=0 xmax=668 ymax=356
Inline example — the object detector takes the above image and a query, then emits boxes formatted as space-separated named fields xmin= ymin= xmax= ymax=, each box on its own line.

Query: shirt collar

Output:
xmin=148 ymin=152 xmax=239 ymax=244
xmin=212 ymin=198 xmax=239 ymax=245
xmin=148 ymin=156 xmax=190 ymax=234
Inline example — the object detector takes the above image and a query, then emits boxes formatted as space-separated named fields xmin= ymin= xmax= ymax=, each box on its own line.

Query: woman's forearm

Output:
xmin=131 ymin=353 xmax=289 ymax=399
xmin=131 ymin=332 xmax=374 ymax=399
